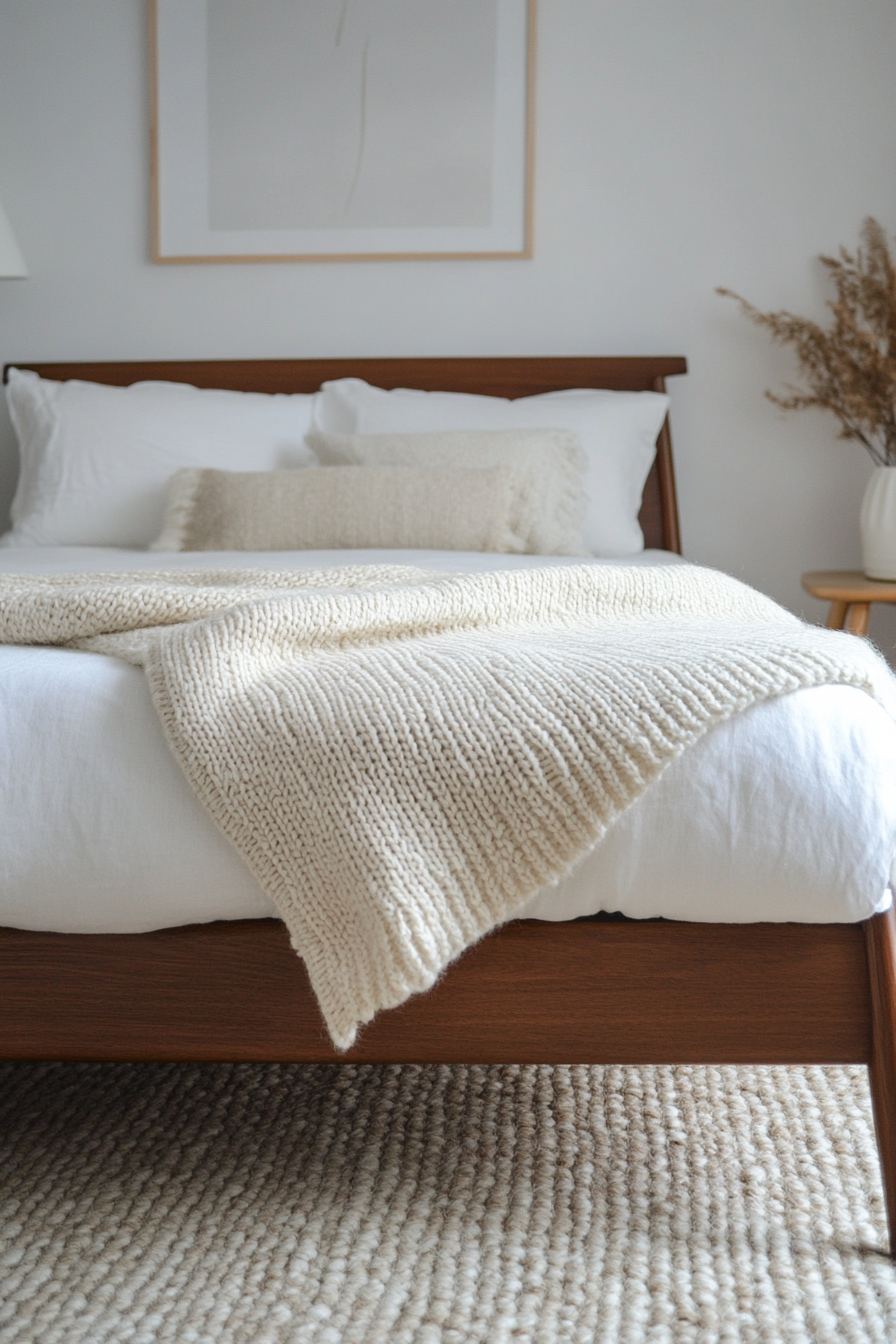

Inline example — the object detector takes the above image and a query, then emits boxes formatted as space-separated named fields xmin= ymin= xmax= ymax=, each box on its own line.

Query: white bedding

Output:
xmin=1 ymin=546 xmax=894 ymax=932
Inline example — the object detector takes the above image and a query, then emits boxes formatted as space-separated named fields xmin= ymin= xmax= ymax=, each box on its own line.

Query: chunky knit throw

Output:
xmin=1 ymin=562 xmax=894 ymax=1050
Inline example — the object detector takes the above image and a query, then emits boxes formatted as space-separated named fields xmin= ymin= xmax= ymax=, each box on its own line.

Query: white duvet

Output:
xmin=1 ymin=546 xmax=894 ymax=931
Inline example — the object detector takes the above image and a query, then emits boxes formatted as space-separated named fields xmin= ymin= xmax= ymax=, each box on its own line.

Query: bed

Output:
xmin=2 ymin=355 xmax=895 ymax=1253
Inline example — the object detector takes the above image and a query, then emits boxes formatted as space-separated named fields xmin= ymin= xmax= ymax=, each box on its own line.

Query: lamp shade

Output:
xmin=0 ymin=198 xmax=27 ymax=278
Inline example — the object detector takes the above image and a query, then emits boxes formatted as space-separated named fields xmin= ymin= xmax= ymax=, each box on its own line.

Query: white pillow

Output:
xmin=2 ymin=369 xmax=317 ymax=548
xmin=305 ymin=427 xmax=587 ymax=556
xmin=314 ymin=378 xmax=671 ymax=557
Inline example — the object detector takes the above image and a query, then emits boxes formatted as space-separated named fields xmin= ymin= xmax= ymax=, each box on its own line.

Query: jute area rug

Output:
xmin=1 ymin=1063 xmax=895 ymax=1343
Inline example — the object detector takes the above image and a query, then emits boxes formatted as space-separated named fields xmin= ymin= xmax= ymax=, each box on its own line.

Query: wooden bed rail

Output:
xmin=2 ymin=355 xmax=689 ymax=396
xmin=0 ymin=915 xmax=874 ymax=1066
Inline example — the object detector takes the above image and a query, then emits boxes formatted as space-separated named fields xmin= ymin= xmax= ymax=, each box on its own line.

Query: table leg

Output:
xmin=846 ymin=603 xmax=870 ymax=637
xmin=827 ymin=600 xmax=849 ymax=630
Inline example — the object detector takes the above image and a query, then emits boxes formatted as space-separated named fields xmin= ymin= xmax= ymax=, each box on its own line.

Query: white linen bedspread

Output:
xmin=1 ymin=546 xmax=894 ymax=933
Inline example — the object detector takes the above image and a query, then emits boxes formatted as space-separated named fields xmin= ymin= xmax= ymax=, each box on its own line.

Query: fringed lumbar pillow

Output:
xmin=150 ymin=463 xmax=569 ymax=554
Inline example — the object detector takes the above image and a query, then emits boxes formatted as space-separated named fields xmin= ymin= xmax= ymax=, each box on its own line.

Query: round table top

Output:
xmin=801 ymin=569 xmax=896 ymax=602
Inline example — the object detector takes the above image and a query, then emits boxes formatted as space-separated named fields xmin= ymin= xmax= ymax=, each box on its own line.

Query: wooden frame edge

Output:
xmin=522 ymin=0 xmax=537 ymax=260
xmin=652 ymin=375 xmax=682 ymax=554
xmin=148 ymin=0 xmax=161 ymax=265
xmin=152 ymin=250 xmax=534 ymax=265
xmin=3 ymin=355 xmax=689 ymax=388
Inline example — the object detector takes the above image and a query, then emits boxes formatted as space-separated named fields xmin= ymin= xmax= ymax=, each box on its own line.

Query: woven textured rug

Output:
xmin=1 ymin=1063 xmax=895 ymax=1343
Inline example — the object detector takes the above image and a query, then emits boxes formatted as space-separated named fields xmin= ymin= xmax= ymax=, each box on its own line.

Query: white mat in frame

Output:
xmin=151 ymin=0 xmax=535 ymax=262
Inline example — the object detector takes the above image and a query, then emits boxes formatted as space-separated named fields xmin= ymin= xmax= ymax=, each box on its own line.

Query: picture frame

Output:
xmin=150 ymin=0 xmax=535 ymax=264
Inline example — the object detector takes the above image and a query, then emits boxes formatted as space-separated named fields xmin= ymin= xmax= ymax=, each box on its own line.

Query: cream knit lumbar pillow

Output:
xmin=150 ymin=464 xmax=547 ymax=553
xmin=305 ymin=427 xmax=588 ymax=556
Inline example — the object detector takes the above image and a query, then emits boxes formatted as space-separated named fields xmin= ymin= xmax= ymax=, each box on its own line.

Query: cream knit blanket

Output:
xmin=2 ymin=562 xmax=894 ymax=1050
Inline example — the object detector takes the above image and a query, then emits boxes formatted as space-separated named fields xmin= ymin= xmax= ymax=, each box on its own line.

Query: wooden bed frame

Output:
xmin=3 ymin=355 xmax=896 ymax=1252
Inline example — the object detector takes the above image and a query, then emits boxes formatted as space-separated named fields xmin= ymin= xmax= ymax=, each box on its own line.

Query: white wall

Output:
xmin=1 ymin=1 xmax=895 ymax=641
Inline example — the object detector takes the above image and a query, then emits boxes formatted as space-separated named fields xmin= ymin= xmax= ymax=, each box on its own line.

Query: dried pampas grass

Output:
xmin=719 ymin=217 xmax=896 ymax=466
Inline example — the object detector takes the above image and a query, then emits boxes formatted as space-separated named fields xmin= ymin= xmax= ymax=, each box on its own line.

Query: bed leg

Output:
xmin=865 ymin=907 xmax=896 ymax=1255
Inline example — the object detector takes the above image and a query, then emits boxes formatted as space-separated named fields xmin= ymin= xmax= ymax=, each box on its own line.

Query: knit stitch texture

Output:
xmin=2 ymin=562 xmax=893 ymax=1049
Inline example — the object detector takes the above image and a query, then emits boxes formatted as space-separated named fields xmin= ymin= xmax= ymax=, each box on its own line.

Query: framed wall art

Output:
xmin=150 ymin=0 xmax=535 ymax=263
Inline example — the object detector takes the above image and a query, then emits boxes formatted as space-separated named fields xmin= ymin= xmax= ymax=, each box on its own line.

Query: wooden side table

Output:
xmin=801 ymin=570 xmax=896 ymax=637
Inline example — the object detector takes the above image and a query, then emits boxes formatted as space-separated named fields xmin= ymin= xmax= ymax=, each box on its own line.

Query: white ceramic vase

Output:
xmin=861 ymin=465 xmax=896 ymax=579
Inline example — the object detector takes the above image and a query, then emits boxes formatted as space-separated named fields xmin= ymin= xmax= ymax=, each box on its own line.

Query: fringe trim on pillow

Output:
xmin=149 ymin=468 xmax=205 ymax=552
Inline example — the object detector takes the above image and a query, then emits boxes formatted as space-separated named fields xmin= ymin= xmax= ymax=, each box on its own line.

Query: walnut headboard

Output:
xmin=5 ymin=356 xmax=687 ymax=552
